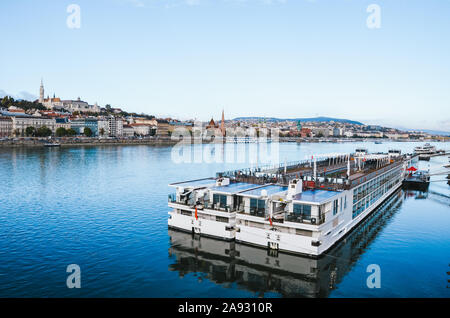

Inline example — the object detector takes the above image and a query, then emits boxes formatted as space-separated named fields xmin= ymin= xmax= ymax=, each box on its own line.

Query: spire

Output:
xmin=221 ymin=109 xmax=225 ymax=136
xmin=39 ymin=78 xmax=44 ymax=103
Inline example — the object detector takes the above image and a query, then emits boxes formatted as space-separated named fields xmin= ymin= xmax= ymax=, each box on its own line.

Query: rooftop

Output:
xmin=238 ymin=184 xmax=288 ymax=198
xmin=292 ymin=189 xmax=340 ymax=204
xmin=169 ymin=178 xmax=216 ymax=189
xmin=211 ymin=182 xmax=263 ymax=194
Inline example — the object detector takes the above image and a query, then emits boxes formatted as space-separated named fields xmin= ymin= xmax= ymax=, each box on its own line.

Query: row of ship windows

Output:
xmin=352 ymin=174 xmax=402 ymax=219
xmin=353 ymin=168 xmax=402 ymax=204
xmin=213 ymin=194 xmax=350 ymax=222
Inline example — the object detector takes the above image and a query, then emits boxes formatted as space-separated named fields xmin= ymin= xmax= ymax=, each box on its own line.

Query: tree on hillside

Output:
xmin=0 ymin=96 xmax=46 ymax=111
xmin=1 ymin=96 xmax=14 ymax=108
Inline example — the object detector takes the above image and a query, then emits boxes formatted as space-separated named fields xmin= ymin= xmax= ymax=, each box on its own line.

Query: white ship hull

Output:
xmin=168 ymin=204 xmax=236 ymax=240
xmin=236 ymin=180 xmax=402 ymax=256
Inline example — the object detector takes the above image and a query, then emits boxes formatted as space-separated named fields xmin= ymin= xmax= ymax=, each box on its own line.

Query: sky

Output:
xmin=0 ymin=0 xmax=449 ymax=131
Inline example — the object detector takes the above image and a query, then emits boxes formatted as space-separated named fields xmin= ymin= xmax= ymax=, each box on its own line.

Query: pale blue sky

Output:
xmin=1 ymin=0 xmax=449 ymax=131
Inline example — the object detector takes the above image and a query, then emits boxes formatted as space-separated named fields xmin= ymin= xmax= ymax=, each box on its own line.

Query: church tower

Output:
xmin=220 ymin=109 xmax=225 ymax=136
xmin=39 ymin=79 xmax=44 ymax=103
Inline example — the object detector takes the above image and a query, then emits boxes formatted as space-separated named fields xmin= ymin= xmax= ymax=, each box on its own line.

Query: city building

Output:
xmin=107 ymin=116 xmax=123 ymax=137
xmin=168 ymin=121 xmax=193 ymax=134
xmin=122 ymin=125 xmax=134 ymax=137
xmin=11 ymin=116 xmax=56 ymax=136
xmin=130 ymin=123 xmax=152 ymax=136
xmin=39 ymin=80 xmax=101 ymax=113
xmin=333 ymin=127 xmax=343 ymax=137
xmin=300 ymin=128 xmax=312 ymax=138
xmin=70 ymin=118 xmax=99 ymax=136
xmin=0 ymin=116 xmax=13 ymax=137
xmin=133 ymin=117 xmax=157 ymax=126
xmin=7 ymin=106 xmax=25 ymax=114
xmin=55 ymin=117 xmax=71 ymax=130
xmin=98 ymin=119 xmax=109 ymax=137
xmin=206 ymin=118 xmax=218 ymax=129
xmin=156 ymin=119 xmax=170 ymax=137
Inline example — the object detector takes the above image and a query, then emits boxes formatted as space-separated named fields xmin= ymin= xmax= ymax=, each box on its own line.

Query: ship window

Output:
xmin=213 ymin=194 xmax=227 ymax=208
xmin=250 ymin=199 xmax=265 ymax=214
xmin=293 ymin=204 xmax=311 ymax=219
xmin=216 ymin=216 xmax=228 ymax=223
xmin=333 ymin=199 xmax=338 ymax=215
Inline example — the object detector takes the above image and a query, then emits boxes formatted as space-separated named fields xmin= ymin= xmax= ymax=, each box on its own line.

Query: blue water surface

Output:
xmin=0 ymin=141 xmax=448 ymax=297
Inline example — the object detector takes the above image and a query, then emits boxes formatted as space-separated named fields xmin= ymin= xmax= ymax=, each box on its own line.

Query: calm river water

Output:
xmin=0 ymin=141 xmax=449 ymax=297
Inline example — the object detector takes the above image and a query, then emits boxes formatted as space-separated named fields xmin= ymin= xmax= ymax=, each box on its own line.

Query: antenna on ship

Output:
xmin=313 ymin=156 xmax=317 ymax=181
xmin=347 ymin=156 xmax=351 ymax=177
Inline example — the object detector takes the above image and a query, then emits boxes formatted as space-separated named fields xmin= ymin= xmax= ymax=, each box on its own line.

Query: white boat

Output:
xmin=44 ymin=142 xmax=60 ymax=147
xmin=168 ymin=150 xmax=408 ymax=257
xmin=414 ymin=143 xmax=436 ymax=155
xmin=225 ymin=136 xmax=258 ymax=143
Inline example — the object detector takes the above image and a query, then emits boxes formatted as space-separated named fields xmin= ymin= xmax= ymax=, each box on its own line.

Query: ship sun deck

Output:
xmin=238 ymin=184 xmax=288 ymax=198
xmin=169 ymin=177 xmax=216 ymax=189
xmin=292 ymin=189 xmax=340 ymax=204
xmin=210 ymin=182 xmax=264 ymax=195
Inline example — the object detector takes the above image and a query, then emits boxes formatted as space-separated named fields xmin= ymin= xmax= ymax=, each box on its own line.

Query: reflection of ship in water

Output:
xmin=168 ymin=189 xmax=404 ymax=297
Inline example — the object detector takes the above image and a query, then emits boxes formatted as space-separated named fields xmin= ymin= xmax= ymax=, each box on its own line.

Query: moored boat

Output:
xmin=44 ymin=142 xmax=60 ymax=147
xmin=168 ymin=149 xmax=409 ymax=257
xmin=414 ymin=143 xmax=436 ymax=155
xmin=402 ymin=168 xmax=430 ymax=191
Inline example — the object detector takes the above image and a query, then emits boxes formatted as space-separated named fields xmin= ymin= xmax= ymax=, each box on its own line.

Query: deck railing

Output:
xmin=169 ymin=196 xmax=242 ymax=213
xmin=249 ymin=208 xmax=266 ymax=218
xmin=284 ymin=213 xmax=325 ymax=225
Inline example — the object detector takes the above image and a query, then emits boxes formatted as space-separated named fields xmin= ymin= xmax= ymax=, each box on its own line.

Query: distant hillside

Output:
xmin=233 ymin=116 xmax=364 ymax=125
xmin=409 ymin=129 xmax=450 ymax=136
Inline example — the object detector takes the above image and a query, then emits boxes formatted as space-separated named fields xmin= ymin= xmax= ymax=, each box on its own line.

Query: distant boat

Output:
xmin=374 ymin=141 xmax=382 ymax=144
xmin=225 ymin=137 xmax=258 ymax=143
xmin=44 ymin=142 xmax=60 ymax=147
xmin=414 ymin=143 xmax=436 ymax=155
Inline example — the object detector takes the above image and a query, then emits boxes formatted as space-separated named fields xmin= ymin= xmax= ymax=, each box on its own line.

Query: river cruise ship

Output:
xmin=168 ymin=149 xmax=409 ymax=257
xmin=414 ymin=143 xmax=436 ymax=155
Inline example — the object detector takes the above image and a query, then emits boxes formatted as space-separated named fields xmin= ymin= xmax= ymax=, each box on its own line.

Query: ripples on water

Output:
xmin=0 ymin=142 xmax=449 ymax=297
